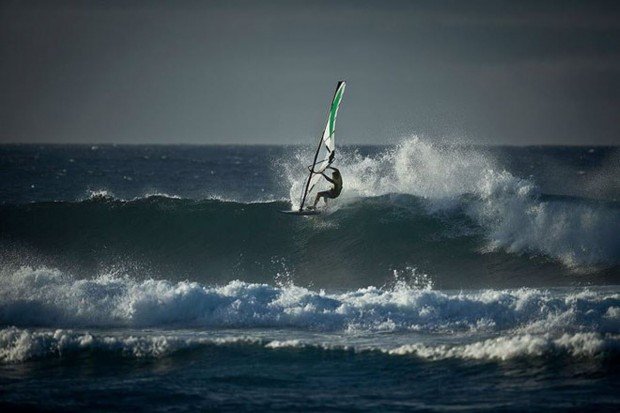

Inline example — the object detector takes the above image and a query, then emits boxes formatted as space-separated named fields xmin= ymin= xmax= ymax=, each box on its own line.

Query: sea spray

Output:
xmin=284 ymin=137 xmax=620 ymax=269
xmin=1 ymin=265 xmax=618 ymax=333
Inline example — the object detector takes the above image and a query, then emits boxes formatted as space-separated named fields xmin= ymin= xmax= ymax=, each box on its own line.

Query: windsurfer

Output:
xmin=311 ymin=167 xmax=342 ymax=208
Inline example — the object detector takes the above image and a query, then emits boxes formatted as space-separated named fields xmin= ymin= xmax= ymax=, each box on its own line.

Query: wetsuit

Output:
xmin=313 ymin=167 xmax=342 ymax=207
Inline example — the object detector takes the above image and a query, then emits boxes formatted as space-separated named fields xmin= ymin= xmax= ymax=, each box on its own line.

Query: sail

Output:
xmin=316 ymin=80 xmax=346 ymax=173
xmin=299 ymin=81 xmax=346 ymax=210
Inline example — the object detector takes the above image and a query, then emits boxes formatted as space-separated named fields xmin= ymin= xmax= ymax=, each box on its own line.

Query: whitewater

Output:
xmin=1 ymin=140 xmax=619 ymax=411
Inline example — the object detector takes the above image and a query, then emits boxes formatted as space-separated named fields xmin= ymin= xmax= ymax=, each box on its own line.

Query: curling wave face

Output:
xmin=2 ymin=140 xmax=618 ymax=290
xmin=0 ymin=199 xmax=617 ymax=290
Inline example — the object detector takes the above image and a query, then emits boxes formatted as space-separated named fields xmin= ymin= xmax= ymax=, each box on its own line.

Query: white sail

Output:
xmin=299 ymin=81 xmax=346 ymax=210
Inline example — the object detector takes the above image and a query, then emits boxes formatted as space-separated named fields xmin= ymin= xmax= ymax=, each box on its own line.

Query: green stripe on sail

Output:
xmin=328 ymin=86 xmax=345 ymax=137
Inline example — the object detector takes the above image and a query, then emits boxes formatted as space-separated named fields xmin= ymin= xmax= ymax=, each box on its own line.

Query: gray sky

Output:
xmin=1 ymin=0 xmax=619 ymax=145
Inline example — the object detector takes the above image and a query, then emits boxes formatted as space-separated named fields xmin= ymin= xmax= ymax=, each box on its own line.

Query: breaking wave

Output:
xmin=0 ymin=327 xmax=232 ymax=363
xmin=1 ymin=266 xmax=618 ymax=332
xmin=0 ymin=198 xmax=617 ymax=290
xmin=2 ymin=328 xmax=618 ymax=364
xmin=0 ymin=138 xmax=618 ymax=289
xmin=285 ymin=138 xmax=620 ymax=270
xmin=0 ymin=266 xmax=618 ymax=364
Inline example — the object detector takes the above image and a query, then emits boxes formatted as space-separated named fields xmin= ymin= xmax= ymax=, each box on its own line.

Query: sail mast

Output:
xmin=299 ymin=81 xmax=346 ymax=211
xmin=299 ymin=127 xmax=326 ymax=211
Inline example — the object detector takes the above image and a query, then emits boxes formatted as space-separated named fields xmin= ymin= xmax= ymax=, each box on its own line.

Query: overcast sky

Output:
xmin=1 ymin=0 xmax=619 ymax=145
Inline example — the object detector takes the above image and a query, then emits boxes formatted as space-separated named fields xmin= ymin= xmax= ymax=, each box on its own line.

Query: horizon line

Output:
xmin=0 ymin=142 xmax=617 ymax=148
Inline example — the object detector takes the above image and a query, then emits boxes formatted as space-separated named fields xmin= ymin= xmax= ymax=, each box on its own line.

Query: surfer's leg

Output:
xmin=313 ymin=191 xmax=329 ymax=208
xmin=319 ymin=190 xmax=337 ymax=207
xmin=324 ymin=193 xmax=332 ymax=205
xmin=312 ymin=193 xmax=321 ymax=208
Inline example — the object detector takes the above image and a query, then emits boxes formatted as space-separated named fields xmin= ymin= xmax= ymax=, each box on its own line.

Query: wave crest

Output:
xmin=1 ymin=266 xmax=618 ymax=333
xmin=2 ymin=327 xmax=618 ymax=364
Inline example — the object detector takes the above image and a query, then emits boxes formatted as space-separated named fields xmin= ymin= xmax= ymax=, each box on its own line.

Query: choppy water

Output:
xmin=1 ymin=140 xmax=619 ymax=411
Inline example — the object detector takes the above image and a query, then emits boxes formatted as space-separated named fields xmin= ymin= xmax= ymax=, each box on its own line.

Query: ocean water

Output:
xmin=0 ymin=139 xmax=619 ymax=411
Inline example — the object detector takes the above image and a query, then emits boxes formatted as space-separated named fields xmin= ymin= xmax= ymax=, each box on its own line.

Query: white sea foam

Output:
xmin=286 ymin=137 xmax=619 ymax=269
xmin=388 ymin=333 xmax=620 ymax=361
xmin=0 ymin=327 xmax=260 ymax=363
xmin=1 ymin=266 xmax=618 ymax=334
xmin=83 ymin=189 xmax=282 ymax=204
xmin=85 ymin=189 xmax=116 ymax=200
xmin=141 ymin=192 xmax=182 ymax=200
xmin=262 ymin=332 xmax=620 ymax=361
xmin=264 ymin=339 xmax=303 ymax=349
xmin=2 ymin=326 xmax=617 ymax=364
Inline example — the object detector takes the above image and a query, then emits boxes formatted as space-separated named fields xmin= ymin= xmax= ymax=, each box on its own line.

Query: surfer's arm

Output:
xmin=321 ymin=173 xmax=335 ymax=184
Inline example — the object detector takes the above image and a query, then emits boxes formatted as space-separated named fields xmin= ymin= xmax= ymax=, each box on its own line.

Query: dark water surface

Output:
xmin=1 ymin=142 xmax=619 ymax=411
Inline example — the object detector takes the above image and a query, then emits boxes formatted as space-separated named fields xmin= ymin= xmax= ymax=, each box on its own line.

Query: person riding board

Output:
xmin=311 ymin=166 xmax=342 ymax=209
